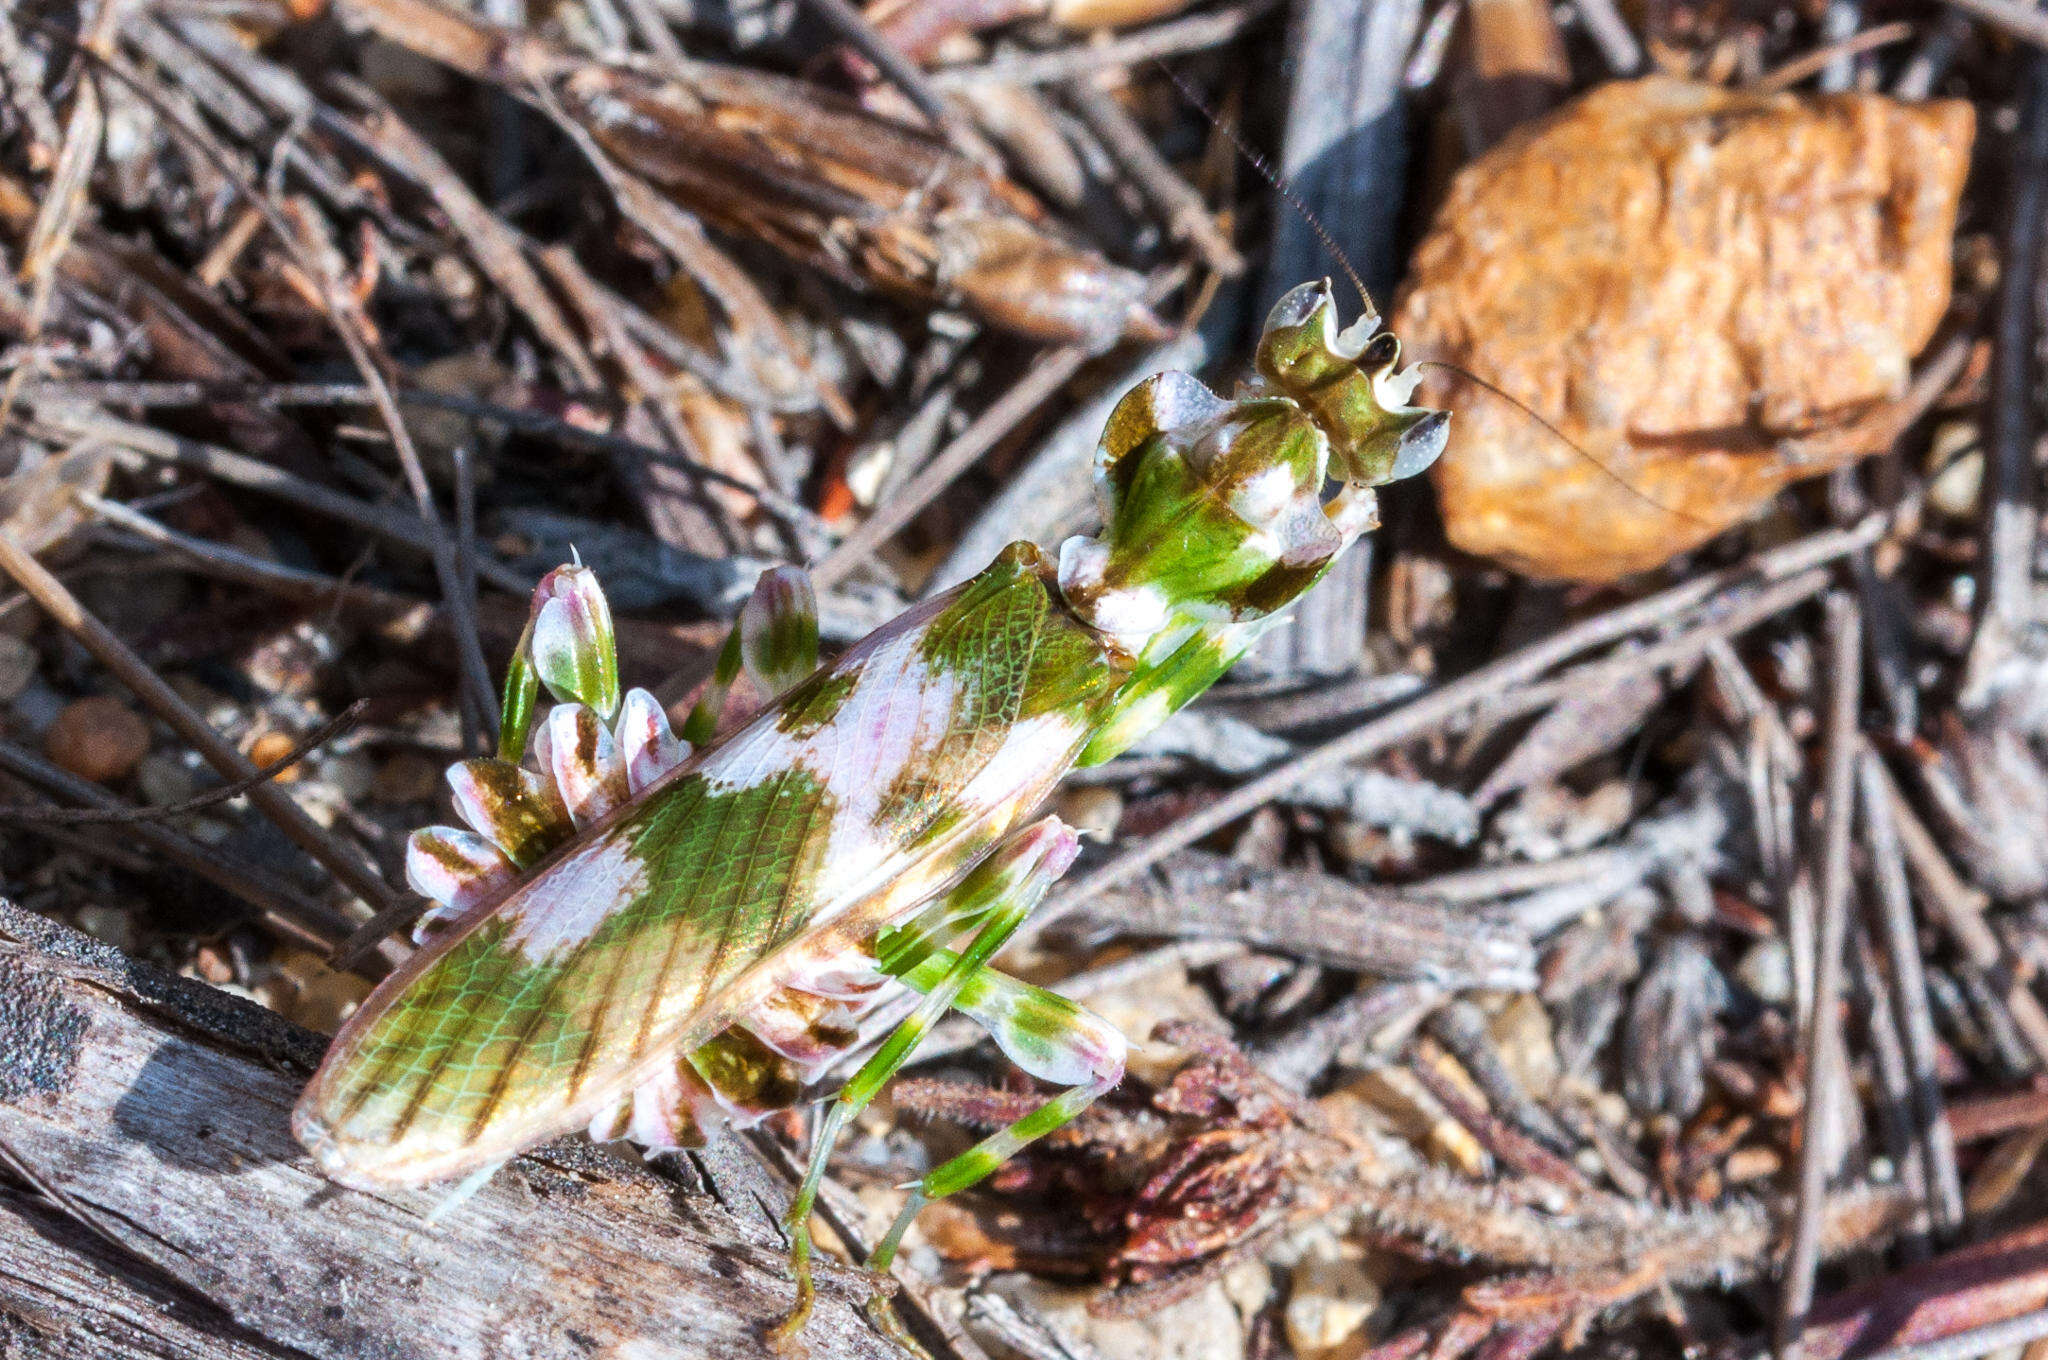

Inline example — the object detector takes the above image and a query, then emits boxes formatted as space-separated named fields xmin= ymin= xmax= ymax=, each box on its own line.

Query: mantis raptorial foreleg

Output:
xmin=771 ymin=816 xmax=1082 ymax=1346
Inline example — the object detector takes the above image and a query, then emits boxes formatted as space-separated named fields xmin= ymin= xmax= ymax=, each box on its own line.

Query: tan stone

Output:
xmin=1393 ymin=77 xmax=1973 ymax=581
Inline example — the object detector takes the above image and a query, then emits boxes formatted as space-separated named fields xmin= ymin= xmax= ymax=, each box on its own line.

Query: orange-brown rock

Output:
xmin=1393 ymin=77 xmax=1973 ymax=581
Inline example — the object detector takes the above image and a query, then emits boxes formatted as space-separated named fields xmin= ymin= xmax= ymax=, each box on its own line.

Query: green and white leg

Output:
xmin=684 ymin=565 xmax=819 ymax=744
xmin=770 ymin=817 xmax=1079 ymax=1346
xmin=865 ymin=949 xmax=1128 ymax=1281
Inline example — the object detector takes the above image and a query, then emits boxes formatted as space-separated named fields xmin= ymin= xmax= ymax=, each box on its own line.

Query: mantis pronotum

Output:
xmin=293 ymin=278 xmax=1448 ymax=1348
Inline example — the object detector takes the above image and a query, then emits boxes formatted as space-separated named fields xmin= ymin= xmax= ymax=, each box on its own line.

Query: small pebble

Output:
xmin=1055 ymin=784 xmax=1123 ymax=840
xmin=1488 ymin=993 xmax=1561 ymax=1095
xmin=1323 ymin=816 xmax=1387 ymax=869
xmin=984 ymin=1275 xmax=1245 ymax=1360
xmin=44 ymin=695 xmax=150 ymax=783
xmin=276 ymin=948 xmax=373 ymax=1032
xmin=1724 ymin=1145 xmax=1781 ymax=1183
xmin=1285 ymin=1236 xmax=1381 ymax=1360
xmin=1924 ymin=420 xmax=1982 ymax=520
xmin=252 ymin=976 xmax=295 ymax=1016
xmin=1085 ymin=966 xmax=1228 ymax=1087
xmin=373 ymin=752 xmax=443 ymax=805
xmin=0 ymin=634 xmax=36 ymax=703
xmin=186 ymin=815 xmax=233 ymax=845
xmin=194 ymin=943 xmax=236 ymax=985
xmin=9 ymin=678 xmax=67 ymax=737
xmin=249 ymin=730 xmax=304 ymax=782
xmin=1221 ymin=1257 xmax=1274 ymax=1326
xmin=79 ymin=570 xmax=187 ymax=637
xmin=136 ymin=752 xmax=200 ymax=807
xmin=1735 ymin=938 xmax=1794 ymax=1006
xmin=73 ymin=904 xmax=137 ymax=953
xmin=320 ymin=749 xmax=377 ymax=804
xmin=1343 ymin=1067 xmax=1489 ymax=1176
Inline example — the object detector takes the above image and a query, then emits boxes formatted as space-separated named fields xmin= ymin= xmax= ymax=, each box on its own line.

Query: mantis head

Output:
xmin=1057 ymin=279 xmax=1447 ymax=656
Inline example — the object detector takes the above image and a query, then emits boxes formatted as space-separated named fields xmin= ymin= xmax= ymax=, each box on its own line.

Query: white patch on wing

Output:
xmin=670 ymin=588 xmax=1089 ymax=953
xmin=955 ymin=712 xmax=1086 ymax=821
xmin=697 ymin=627 xmax=965 ymax=889
xmin=501 ymin=833 xmax=652 ymax=963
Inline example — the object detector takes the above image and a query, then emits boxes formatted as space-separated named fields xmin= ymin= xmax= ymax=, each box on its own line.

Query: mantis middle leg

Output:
xmin=771 ymin=815 xmax=1107 ymax=1344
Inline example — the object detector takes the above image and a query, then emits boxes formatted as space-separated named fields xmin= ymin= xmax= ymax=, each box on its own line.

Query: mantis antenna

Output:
xmin=1154 ymin=60 xmax=1711 ymax=530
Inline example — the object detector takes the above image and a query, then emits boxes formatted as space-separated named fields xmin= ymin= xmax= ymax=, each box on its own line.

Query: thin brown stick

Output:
xmin=927 ymin=2 xmax=1281 ymax=87
xmin=1936 ymin=0 xmax=2048 ymax=53
xmin=0 ymin=0 xmax=121 ymax=427
xmin=22 ymin=380 xmax=837 ymax=537
xmin=345 ymin=92 xmax=604 ymax=391
xmin=1566 ymin=0 xmax=1643 ymax=72
xmin=1876 ymin=761 xmax=2048 ymax=1068
xmin=1780 ymin=591 xmax=1862 ymax=1355
xmin=1047 ymin=517 xmax=1886 ymax=922
xmin=796 ymin=0 xmax=971 ymax=145
xmin=1968 ymin=53 xmax=2048 ymax=697
xmin=1750 ymin=19 xmax=1914 ymax=90
xmin=0 ymin=800 xmax=155 ymax=872
xmin=1851 ymin=1308 xmax=2048 ymax=1360
xmin=811 ymin=268 xmax=1186 ymax=590
xmin=1061 ymin=78 xmax=1242 ymax=275
xmin=0 ymin=702 xmax=367 ymax=826
xmin=0 ymin=527 xmax=404 ymax=923
xmin=453 ymin=444 xmax=486 ymax=754
xmin=29 ymin=19 xmax=502 ymax=735
xmin=1465 ymin=568 xmax=1832 ymax=731
xmin=811 ymin=347 xmax=1091 ymax=588
xmin=23 ymin=405 xmax=528 ymax=593
xmin=0 ymin=741 xmax=350 ymax=951
xmin=1859 ymin=746 xmax=1966 ymax=1236
xmin=1850 ymin=926 xmax=1933 ymax=1258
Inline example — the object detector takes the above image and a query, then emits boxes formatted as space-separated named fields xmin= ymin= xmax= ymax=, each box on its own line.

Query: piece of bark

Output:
xmin=0 ymin=1198 xmax=287 ymax=1360
xmin=1050 ymin=847 xmax=1535 ymax=988
xmin=0 ymin=899 xmax=903 ymax=1360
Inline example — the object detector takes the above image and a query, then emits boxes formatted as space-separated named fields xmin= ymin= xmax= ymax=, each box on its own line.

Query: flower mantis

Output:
xmin=293 ymin=279 xmax=1447 ymax=1348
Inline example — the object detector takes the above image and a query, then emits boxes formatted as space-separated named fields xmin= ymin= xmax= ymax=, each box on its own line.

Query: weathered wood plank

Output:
xmin=0 ymin=1196 xmax=291 ymax=1360
xmin=0 ymin=899 xmax=901 ymax=1360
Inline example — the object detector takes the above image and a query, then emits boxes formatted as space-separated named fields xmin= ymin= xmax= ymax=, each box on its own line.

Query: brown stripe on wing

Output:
xmin=628 ymin=783 xmax=740 ymax=1065
xmin=327 ymin=933 xmax=476 ymax=1135
xmin=465 ymin=932 xmax=606 ymax=1144
xmin=565 ymin=909 xmax=641 ymax=1104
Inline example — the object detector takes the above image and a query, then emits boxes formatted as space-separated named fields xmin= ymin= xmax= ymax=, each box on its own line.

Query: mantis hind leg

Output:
xmin=769 ymin=817 xmax=1081 ymax=1350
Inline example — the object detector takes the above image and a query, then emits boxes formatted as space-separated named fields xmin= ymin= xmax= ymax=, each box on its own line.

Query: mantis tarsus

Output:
xmin=293 ymin=278 xmax=1448 ymax=1349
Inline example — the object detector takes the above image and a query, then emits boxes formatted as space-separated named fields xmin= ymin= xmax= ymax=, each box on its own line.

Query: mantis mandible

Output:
xmin=293 ymin=279 xmax=1448 ymax=1348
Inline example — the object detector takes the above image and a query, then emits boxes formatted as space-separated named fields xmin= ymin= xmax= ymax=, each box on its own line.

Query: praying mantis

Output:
xmin=292 ymin=278 xmax=1448 ymax=1349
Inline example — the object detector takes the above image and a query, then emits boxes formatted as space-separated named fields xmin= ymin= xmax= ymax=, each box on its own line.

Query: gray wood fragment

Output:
xmin=1056 ymin=850 xmax=1534 ymax=988
xmin=0 ymin=899 xmax=904 ymax=1360
xmin=1251 ymin=0 xmax=1426 ymax=683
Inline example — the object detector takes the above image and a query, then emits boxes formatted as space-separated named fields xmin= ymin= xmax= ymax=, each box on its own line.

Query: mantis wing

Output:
xmin=295 ymin=546 xmax=1117 ymax=1188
